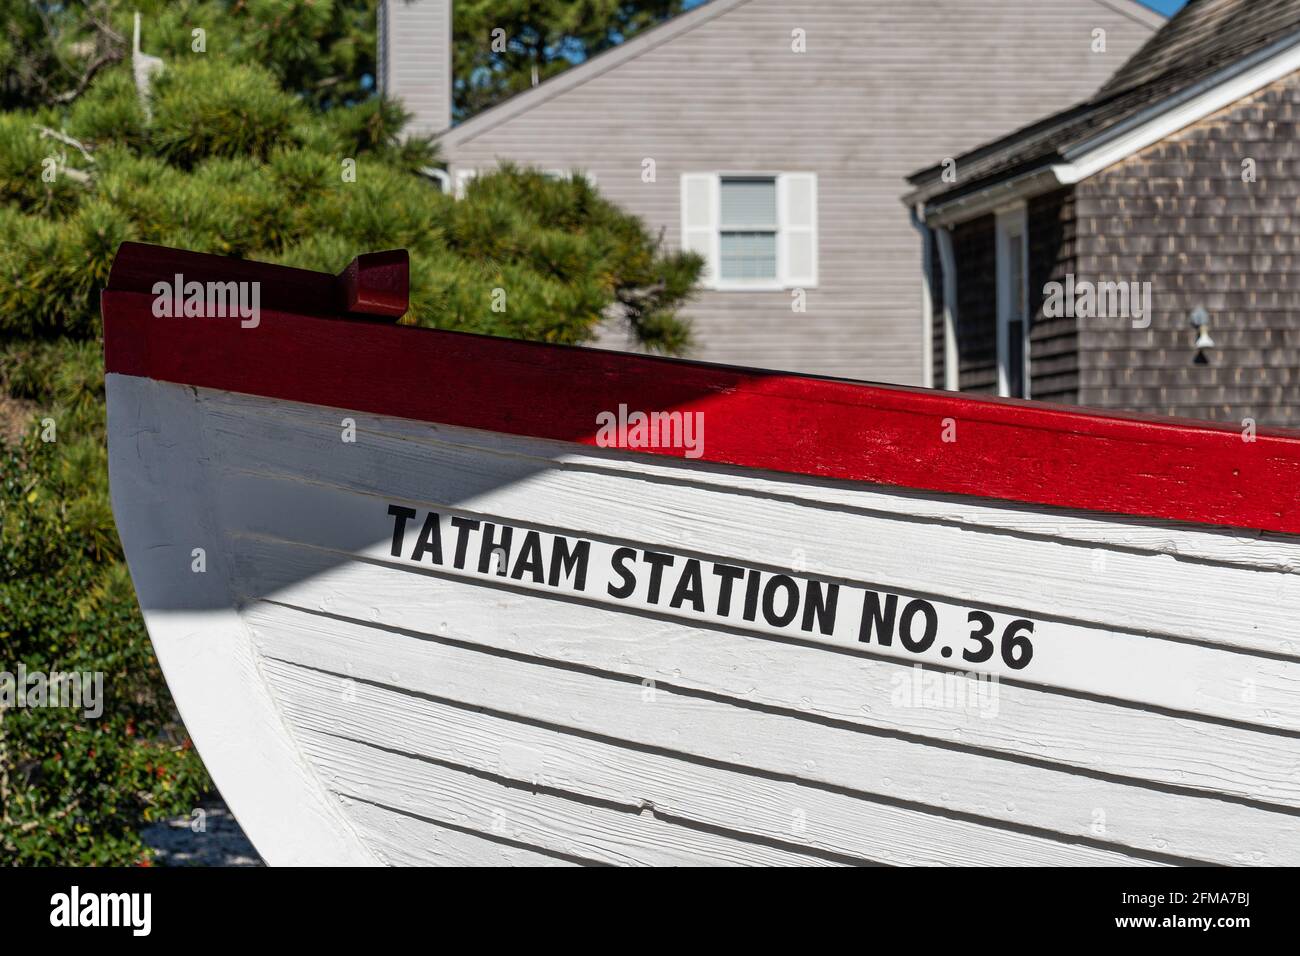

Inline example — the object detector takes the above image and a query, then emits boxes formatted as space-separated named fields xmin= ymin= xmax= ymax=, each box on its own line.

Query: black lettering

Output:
xmin=1001 ymin=619 xmax=1035 ymax=670
xmin=449 ymin=516 xmax=480 ymax=569
xmin=387 ymin=504 xmax=417 ymax=557
xmin=478 ymin=523 xmax=513 ymax=576
xmin=899 ymin=599 xmax=938 ymax=653
xmin=410 ymin=511 xmax=443 ymax=564
xmin=510 ymin=530 xmax=546 ymax=583
xmin=549 ymin=538 xmax=591 ymax=591
xmin=742 ymin=569 xmax=762 ymax=622
xmin=762 ymin=575 xmax=799 ymax=628
xmin=963 ymin=611 xmax=996 ymax=664
xmin=711 ymin=564 xmax=744 ymax=617
xmin=669 ymin=559 xmax=705 ymax=612
xmin=801 ymin=581 xmax=839 ymax=636
xmin=641 ymin=550 xmax=675 ymax=605
xmin=859 ymin=591 xmax=898 ymax=645
xmin=607 ymin=547 xmax=638 ymax=599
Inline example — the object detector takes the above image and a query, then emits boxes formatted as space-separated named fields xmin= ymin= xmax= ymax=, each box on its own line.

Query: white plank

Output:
xmin=247 ymin=601 xmax=1300 ymax=865
xmin=202 ymin=400 xmax=1300 ymax=660
xmin=198 ymin=389 xmax=1300 ymax=574
xmin=266 ymin=655 xmax=1168 ymax=867
xmin=340 ymin=796 xmax=585 ymax=867
xmin=297 ymin=728 xmax=844 ymax=866
xmin=234 ymin=534 xmax=1300 ymax=809
xmin=218 ymin=473 xmax=1300 ymax=735
xmin=201 ymin=387 xmax=1300 ymax=582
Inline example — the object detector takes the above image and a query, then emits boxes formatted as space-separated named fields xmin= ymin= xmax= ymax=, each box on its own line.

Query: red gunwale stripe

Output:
xmin=102 ymin=244 xmax=1300 ymax=535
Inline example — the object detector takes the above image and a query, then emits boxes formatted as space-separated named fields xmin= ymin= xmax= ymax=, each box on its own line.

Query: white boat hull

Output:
xmin=108 ymin=374 xmax=1300 ymax=866
xmin=102 ymin=242 xmax=1300 ymax=866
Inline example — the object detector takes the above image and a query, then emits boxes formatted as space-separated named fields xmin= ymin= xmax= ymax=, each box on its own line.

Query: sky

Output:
xmin=682 ymin=1 xmax=1190 ymax=22
xmin=683 ymin=0 xmax=1191 ymax=15
xmin=1142 ymin=0 xmax=1188 ymax=14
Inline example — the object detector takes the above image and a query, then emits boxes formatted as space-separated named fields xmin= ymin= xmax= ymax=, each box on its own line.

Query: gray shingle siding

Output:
xmin=941 ymin=71 xmax=1300 ymax=427
xmin=428 ymin=0 xmax=1159 ymax=384
xmin=1027 ymin=188 xmax=1080 ymax=404
xmin=1075 ymin=72 xmax=1300 ymax=427
xmin=951 ymin=214 xmax=998 ymax=394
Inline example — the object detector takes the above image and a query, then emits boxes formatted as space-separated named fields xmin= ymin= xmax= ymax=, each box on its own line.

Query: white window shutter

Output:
xmin=779 ymin=173 xmax=818 ymax=288
xmin=680 ymin=174 xmax=719 ymax=287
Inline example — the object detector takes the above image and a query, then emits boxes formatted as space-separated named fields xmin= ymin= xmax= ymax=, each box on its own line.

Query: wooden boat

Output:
xmin=104 ymin=242 xmax=1300 ymax=867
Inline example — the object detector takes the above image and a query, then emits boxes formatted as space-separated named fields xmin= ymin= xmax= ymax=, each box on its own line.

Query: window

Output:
xmin=720 ymin=178 xmax=778 ymax=281
xmin=996 ymin=205 xmax=1030 ymax=399
xmin=680 ymin=173 xmax=818 ymax=290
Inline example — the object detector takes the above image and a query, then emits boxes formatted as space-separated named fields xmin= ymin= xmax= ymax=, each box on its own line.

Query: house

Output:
xmin=378 ymin=0 xmax=1163 ymax=384
xmin=906 ymin=0 xmax=1300 ymax=427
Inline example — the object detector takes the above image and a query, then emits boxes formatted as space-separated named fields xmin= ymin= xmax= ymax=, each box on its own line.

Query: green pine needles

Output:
xmin=0 ymin=0 xmax=701 ymax=864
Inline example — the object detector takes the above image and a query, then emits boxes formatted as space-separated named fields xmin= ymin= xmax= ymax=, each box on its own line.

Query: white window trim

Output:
xmin=422 ymin=167 xmax=451 ymax=193
xmin=715 ymin=172 xmax=782 ymax=292
xmin=454 ymin=168 xmax=478 ymax=199
xmin=918 ymin=228 xmax=935 ymax=390
xmin=684 ymin=172 xmax=817 ymax=292
xmin=936 ymin=227 xmax=960 ymax=391
xmin=995 ymin=203 xmax=1030 ymax=399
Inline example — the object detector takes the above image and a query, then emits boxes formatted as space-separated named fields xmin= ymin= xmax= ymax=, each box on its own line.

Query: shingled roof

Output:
xmin=907 ymin=0 xmax=1300 ymax=212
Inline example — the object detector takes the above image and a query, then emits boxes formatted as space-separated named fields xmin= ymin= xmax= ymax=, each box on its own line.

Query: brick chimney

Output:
xmin=377 ymin=0 xmax=452 ymax=136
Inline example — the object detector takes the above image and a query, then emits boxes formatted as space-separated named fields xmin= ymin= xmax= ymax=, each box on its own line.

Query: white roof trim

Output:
xmin=1095 ymin=0 xmax=1169 ymax=30
xmin=439 ymin=0 xmax=754 ymax=147
xmin=925 ymin=168 xmax=1061 ymax=228
xmin=922 ymin=28 xmax=1300 ymax=226
xmin=1055 ymin=30 xmax=1300 ymax=183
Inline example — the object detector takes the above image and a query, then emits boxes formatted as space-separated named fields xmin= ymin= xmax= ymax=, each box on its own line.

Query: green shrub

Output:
xmin=151 ymin=59 xmax=307 ymax=167
xmin=0 ymin=114 xmax=84 ymax=217
xmin=1 ymin=434 xmax=209 ymax=865
xmin=0 ymin=0 xmax=701 ymax=866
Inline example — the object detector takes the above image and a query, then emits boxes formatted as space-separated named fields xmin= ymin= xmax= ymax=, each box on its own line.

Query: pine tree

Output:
xmin=0 ymin=2 xmax=701 ymax=348
xmin=0 ymin=0 xmax=701 ymax=864
xmin=453 ymin=0 xmax=687 ymax=120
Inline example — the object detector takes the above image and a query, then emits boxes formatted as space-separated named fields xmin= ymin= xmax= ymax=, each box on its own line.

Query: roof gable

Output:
xmin=909 ymin=0 xmax=1300 ymax=219
xmin=1100 ymin=0 xmax=1300 ymax=96
xmin=441 ymin=0 xmax=1164 ymax=149
xmin=440 ymin=0 xmax=753 ymax=147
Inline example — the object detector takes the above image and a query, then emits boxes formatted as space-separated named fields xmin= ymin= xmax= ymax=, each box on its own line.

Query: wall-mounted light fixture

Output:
xmin=1190 ymin=306 xmax=1215 ymax=363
